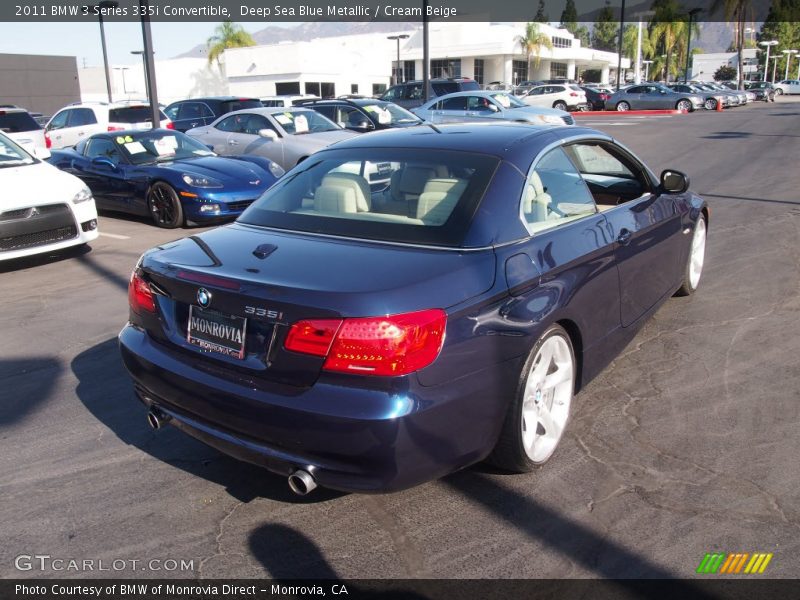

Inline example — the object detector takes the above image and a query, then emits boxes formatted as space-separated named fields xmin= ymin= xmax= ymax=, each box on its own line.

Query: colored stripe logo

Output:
xmin=696 ymin=552 xmax=773 ymax=574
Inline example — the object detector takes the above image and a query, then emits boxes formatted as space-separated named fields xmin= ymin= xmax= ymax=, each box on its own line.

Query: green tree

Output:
xmin=574 ymin=25 xmax=591 ymax=48
xmin=515 ymin=22 xmax=553 ymax=78
xmin=593 ymin=1 xmax=619 ymax=51
xmin=714 ymin=65 xmax=738 ymax=80
xmin=711 ymin=0 xmax=755 ymax=89
xmin=533 ymin=0 xmax=548 ymax=23
xmin=759 ymin=0 xmax=800 ymax=81
xmin=207 ymin=21 xmax=256 ymax=67
xmin=648 ymin=0 xmax=690 ymax=83
xmin=560 ymin=0 xmax=578 ymax=31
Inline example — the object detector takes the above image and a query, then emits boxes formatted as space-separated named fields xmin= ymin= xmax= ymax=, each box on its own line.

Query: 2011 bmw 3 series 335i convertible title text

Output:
xmin=119 ymin=122 xmax=708 ymax=495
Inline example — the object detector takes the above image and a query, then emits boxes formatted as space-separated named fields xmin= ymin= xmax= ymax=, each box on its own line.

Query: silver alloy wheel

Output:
xmin=616 ymin=101 xmax=630 ymax=111
xmin=704 ymin=98 xmax=717 ymax=110
xmin=520 ymin=334 xmax=574 ymax=463
xmin=775 ymin=88 xmax=783 ymax=95
xmin=677 ymin=99 xmax=692 ymax=111
xmin=689 ymin=217 xmax=707 ymax=289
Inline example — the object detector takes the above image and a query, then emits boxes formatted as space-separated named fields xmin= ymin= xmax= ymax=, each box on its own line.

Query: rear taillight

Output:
xmin=108 ymin=125 xmax=124 ymax=132
xmin=600 ymin=93 xmax=609 ymax=100
xmin=166 ymin=121 xmax=175 ymax=130
xmin=44 ymin=131 xmax=51 ymax=149
xmin=285 ymin=309 xmax=447 ymax=376
xmin=129 ymin=271 xmax=156 ymax=314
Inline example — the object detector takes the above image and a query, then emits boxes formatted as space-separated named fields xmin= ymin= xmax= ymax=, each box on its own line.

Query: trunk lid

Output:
xmin=138 ymin=223 xmax=495 ymax=387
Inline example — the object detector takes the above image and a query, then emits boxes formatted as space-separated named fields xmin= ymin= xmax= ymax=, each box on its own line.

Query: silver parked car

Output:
xmin=185 ymin=108 xmax=357 ymax=170
xmin=411 ymin=91 xmax=575 ymax=126
xmin=604 ymin=84 xmax=704 ymax=112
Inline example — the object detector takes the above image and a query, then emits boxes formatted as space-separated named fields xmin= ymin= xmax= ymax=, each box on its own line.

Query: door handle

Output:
xmin=617 ymin=229 xmax=632 ymax=246
xmin=77 ymin=132 xmax=85 ymax=136
xmin=228 ymin=140 xmax=238 ymax=145
xmin=190 ymin=122 xmax=198 ymax=127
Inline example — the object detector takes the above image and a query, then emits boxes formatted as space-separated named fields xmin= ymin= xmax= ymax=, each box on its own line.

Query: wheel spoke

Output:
xmin=537 ymin=402 xmax=560 ymax=440
xmin=543 ymin=361 xmax=572 ymax=390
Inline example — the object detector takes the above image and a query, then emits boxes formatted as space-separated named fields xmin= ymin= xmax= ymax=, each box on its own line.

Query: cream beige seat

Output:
xmin=522 ymin=171 xmax=553 ymax=224
xmin=416 ymin=178 xmax=468 ymax=225
xmin=319 ymin=172 xmax=371 ymax=211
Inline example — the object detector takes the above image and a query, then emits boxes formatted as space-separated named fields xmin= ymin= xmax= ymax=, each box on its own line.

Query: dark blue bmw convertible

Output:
xmin=119 ymin=122 xmax=708 ymax=495
xmin=48 ymin=129 xmax=284 ymax=228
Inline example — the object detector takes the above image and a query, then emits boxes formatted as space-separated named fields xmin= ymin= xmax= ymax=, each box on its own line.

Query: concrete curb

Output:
xmin=573 ymin=109 xmax=687 ymax=117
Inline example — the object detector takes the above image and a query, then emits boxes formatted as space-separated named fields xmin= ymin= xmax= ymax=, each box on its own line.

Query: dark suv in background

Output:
xmin=164 ymin=96 xmax=263 ymax=132
xmin=379 ymin=78 xmax=481 ymax=109
xmin=298 ymin=98 xmax=422 ymax=132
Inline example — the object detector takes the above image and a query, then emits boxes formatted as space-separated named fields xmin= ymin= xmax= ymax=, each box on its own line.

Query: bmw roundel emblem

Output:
xmin=197 ymin=287 xmax=212 ymax=308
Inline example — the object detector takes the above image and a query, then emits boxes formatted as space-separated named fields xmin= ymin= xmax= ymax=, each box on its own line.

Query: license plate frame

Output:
xmin=187 ymin=305 xmax=247 ymax=360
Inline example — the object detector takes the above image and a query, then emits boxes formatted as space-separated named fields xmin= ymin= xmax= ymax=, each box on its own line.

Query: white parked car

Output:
xmin=0 ymin=132 xmax=99 ymax=261
xmin=45 ymin=101 xmax=172 ymax=149
xmin=520 ymin=84 xmax=590 ymax=111
xmin=0 ymin=108 xmax=47 ymax=152
xmin=775 ymin=80 xmax=800 ymax=95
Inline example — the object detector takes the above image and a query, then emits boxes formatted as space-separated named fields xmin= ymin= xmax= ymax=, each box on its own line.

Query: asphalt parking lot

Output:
xmin=2 ymin=97 xmax=799 ymax=580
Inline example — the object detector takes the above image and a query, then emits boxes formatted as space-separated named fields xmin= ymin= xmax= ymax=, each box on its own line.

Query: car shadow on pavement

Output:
xmin=0 ymin=357 xmax=62 ymax=426
xmin=71 ymin=337 xmax=344 ymax=505
xmin=0 ymin=243 xmax=91 ymax=274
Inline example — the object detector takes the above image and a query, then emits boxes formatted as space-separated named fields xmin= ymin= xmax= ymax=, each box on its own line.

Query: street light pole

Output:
xmin=685 ymin=8 xmax=701 ymax=83
xmin=139 ymin=0 xmax=160 ymax=126
xmin=113 ymin=66 xmax=130 ymax=94
xmin=131 ymin=50 xmax=154 ymax=102
xmin=783 ymin=50 xmax=798 ymax=81
xmin=771 ymin=55 xmax=780 ymax=83
xmin=386 ymin=34 xmax=410 ymax=86
xmin=758 ymin=41 xmax=778 ymax=83
xmin=87 ymin=0 xmax=119 ymax=102
xmin=615 ymin=0 xmax=626 ymax=91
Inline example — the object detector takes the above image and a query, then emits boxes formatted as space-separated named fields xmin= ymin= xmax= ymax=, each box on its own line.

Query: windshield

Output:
xmin=0 ymin=133 xmax=35 ymax=168
xmin=109 ymin=106 xmax=168 ymax=123
xmin=238 ymin=148 xmax=499 ymax=247
xmin=490 ymin=93 xmax=527 ymax=108
xmin=360 ymin=103 xmax=421 ymax=125
xmin=0 ymin=111 xmax=40 ymax=133
xmin=115 ymin=131 xmax=216 ymax=165
xmin=270 ymin=110 xmax=340 ymax=134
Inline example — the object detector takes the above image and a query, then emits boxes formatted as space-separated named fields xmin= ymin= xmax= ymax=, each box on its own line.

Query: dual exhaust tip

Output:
xmin=145 ymin=408 xmax=317 ymax=496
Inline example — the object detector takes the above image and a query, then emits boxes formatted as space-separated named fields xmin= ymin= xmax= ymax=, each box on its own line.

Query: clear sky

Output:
xmin=0 ymin=22 xmax=291 ymax=68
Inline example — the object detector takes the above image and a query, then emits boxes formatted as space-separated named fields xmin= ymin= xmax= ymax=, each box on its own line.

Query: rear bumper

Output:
xmin=119 ymin=324 xmax=519 ymax=492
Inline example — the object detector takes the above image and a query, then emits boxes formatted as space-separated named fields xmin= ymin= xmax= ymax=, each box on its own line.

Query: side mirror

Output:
xmin=33 ymin=146 xmax=51 ymax=160
xmin=660 ymin=169 xmax=690 ymax=193
xmin=205 ymin=144 xmax=214 ymax=152
xmin=258 ymin=129 xmax=278 ymax=141
xmin=353 ymin=121 xmax=374 ymax=132
xmin=91 ymin=156 xmax=117 ymax=170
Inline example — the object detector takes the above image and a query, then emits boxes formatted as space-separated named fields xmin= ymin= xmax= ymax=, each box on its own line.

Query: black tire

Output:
xmin=147 ymin=182 xmax=184 ymax=229
xmin=553 ymin=100 xmax=568 ymax=111
xmin=487 ymin=324 xmax=576 ymax=472
xmin=676 ymin=214 xmax=707 ymax=296
xmin=616 ymin=101 xmax=630 ymax=112
xmin=775 ymin=88 xmax=783 ymax=96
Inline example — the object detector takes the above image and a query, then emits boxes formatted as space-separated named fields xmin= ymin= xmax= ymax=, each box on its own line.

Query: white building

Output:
xmin=78 ymin=57 xmax=228 ymax=105
xmin=224 ymin=22 xmax=629 ymax=99
xmin=77 ymin=22 xmax=630 ymax=103
xmin=690 ymin=49 xmax=758 ymax=82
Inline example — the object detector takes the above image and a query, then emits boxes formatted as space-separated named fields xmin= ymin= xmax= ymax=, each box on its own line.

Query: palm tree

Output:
xmin=207 ymin=21 xmax=256 ymax=68
xmin=649 ymin=0 xmax=692 ymax=84
xmin=711 ymin=0 xmax=754 ymax=89
xmin=515 ymin=22 xmax=553 ymax=80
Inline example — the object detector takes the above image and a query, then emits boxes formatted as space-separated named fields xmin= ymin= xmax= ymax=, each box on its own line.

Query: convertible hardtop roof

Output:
xmin=324 ymin=122 xmax=606 ymax=157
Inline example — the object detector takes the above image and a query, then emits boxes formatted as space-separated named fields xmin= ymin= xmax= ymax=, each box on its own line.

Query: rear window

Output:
xmin=109 ymin=106 xmax=168 ymax=123
xmin=0 ymin=111 xmax=40 ymax=133
xmin=238 ymin=148 xmax=498 ymax=247
xmin=432 ymin=82 xmax=458 ymax=96
xmin=220 ymin=99 xmax=263 ymax=114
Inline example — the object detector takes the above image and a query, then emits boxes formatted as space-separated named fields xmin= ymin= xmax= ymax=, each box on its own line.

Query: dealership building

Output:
xmin=224 ymin=22 xmax=629 ymax=99
xmin=77 ymin=22 xmax=629 ymax=104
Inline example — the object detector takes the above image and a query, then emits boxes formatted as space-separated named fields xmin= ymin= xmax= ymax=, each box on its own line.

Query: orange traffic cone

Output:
xmin=716 ymin=96 xmax=723 ymax=112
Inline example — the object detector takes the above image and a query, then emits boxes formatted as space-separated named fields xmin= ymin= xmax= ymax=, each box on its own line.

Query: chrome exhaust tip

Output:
xmin=288 ymin=469 xmax=317 ymax=496
xmin=146 ymin=408 xmax=170 ymax=431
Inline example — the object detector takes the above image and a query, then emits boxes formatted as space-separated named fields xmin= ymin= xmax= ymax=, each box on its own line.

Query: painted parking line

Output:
xmin=99 ymin=232 xmax=131 ymax=240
